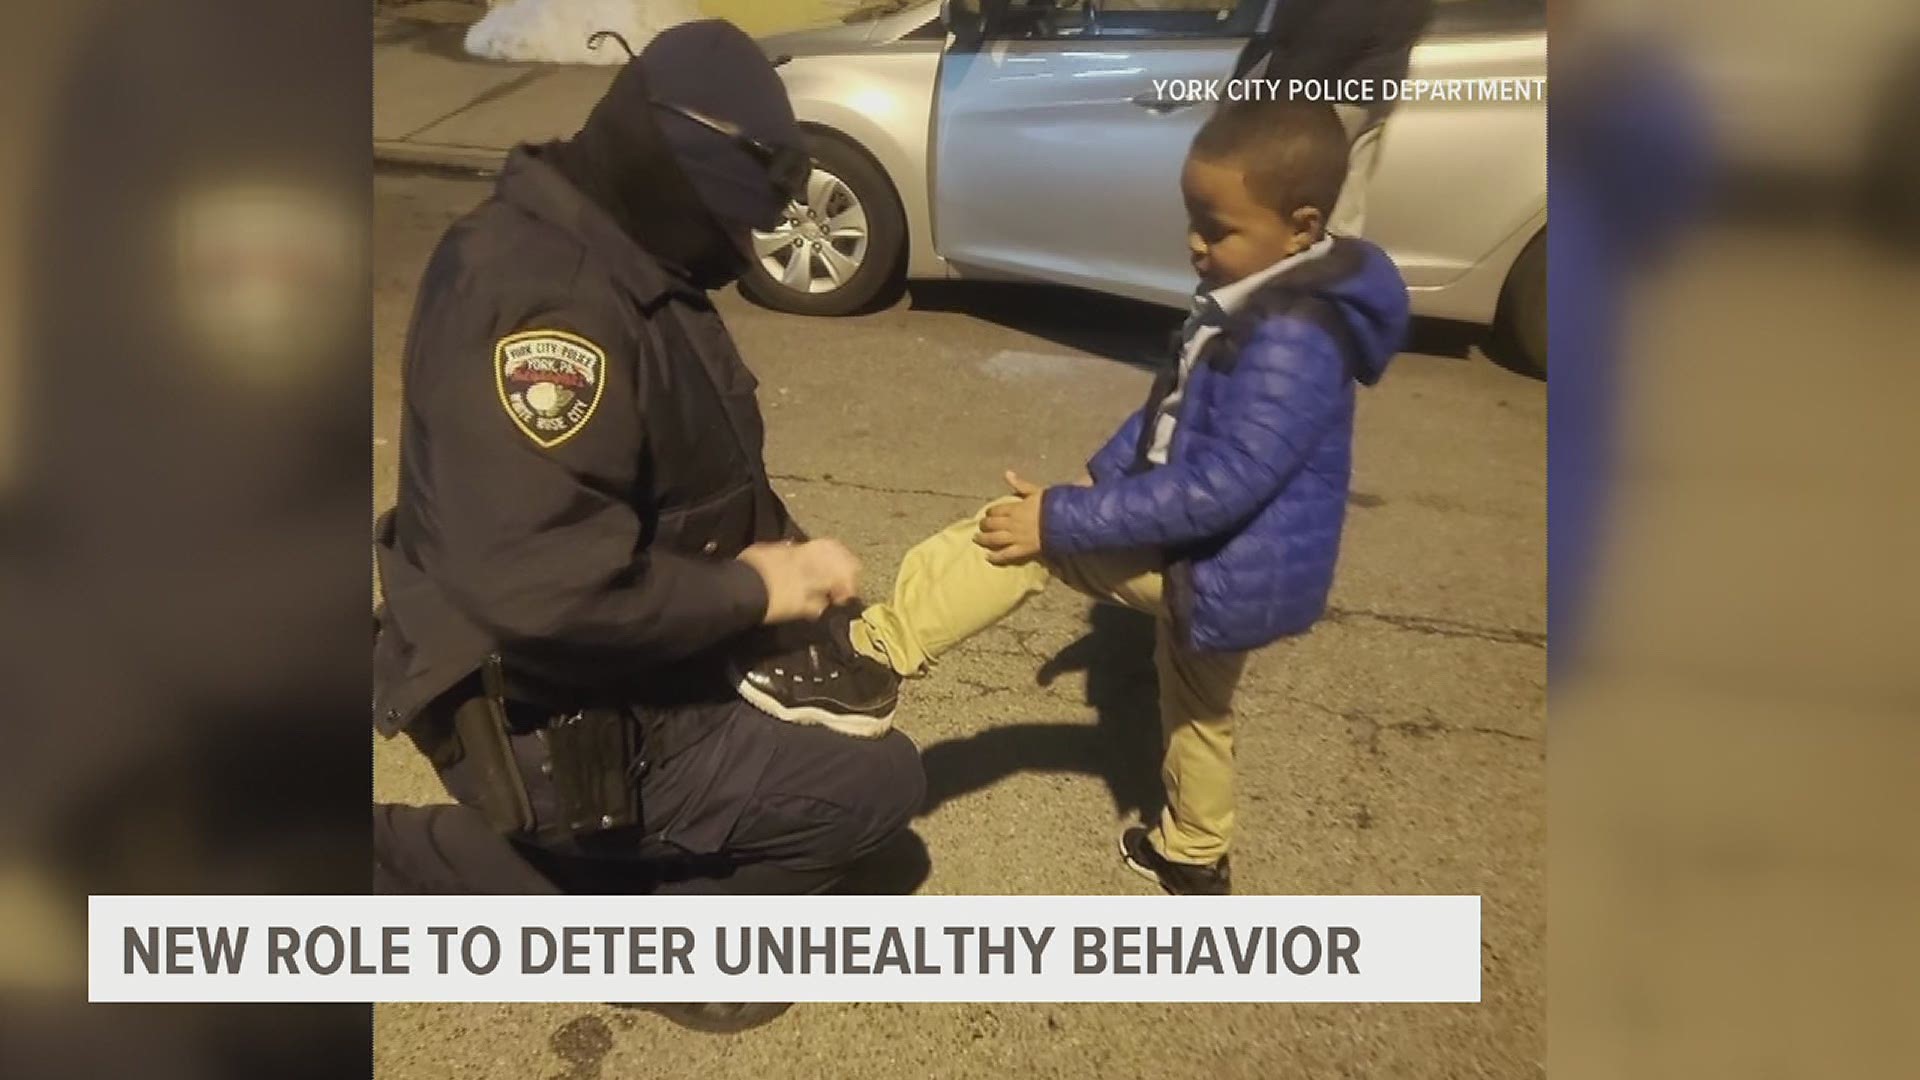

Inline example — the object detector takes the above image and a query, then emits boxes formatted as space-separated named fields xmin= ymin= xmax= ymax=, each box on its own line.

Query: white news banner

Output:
xmin=91 ymin=894 xmax=1481 ymax=1003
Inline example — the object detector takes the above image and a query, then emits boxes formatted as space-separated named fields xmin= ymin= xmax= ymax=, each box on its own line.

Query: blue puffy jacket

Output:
xmin=1042 ymin=238 xmax=1408 ymax=653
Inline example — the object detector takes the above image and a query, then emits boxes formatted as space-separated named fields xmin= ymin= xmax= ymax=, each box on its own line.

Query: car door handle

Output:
xmin=1130 ymin=92 xmax=1201 ymax=115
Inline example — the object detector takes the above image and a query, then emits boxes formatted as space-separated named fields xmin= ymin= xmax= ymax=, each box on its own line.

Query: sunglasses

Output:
xmin=586 ymin=30 xmax=812 ymax=208
xmin=650 ymin=100 xmax=813 ymax=207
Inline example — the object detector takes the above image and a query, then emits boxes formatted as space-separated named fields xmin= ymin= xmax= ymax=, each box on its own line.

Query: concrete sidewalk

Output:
xmin=374 ymin=4 xmax=617 ymax=172
xmin=374 ymin=1 xmax=839 ymax=173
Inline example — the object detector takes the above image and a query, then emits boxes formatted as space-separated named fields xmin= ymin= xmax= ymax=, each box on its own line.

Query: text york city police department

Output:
xmin=126 ymin=922 xmax=1362 ymax=977
xmin=1150 ymin=76 xmax=1548 ymax=105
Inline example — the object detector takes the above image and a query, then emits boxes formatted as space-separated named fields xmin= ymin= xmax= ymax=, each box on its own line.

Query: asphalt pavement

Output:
xmin=372 ymin=168 xmax=1546 ymax=1079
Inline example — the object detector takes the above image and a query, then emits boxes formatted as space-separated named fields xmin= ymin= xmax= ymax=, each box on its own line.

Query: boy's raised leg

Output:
xmin=854 ymin=498 xmax=1053 ymax=674
xmin=732 ymin=498 xmax=1159 ymax=733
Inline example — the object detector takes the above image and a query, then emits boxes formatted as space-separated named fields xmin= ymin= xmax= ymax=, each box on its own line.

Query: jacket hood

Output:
xmin=1245 ymin=237 xmax=1409 ymax=387
xmin=546 ymin=20 xmax=803 ymax=290
xmin=642 ymin=19 xmax=805 ymax=233
xmin=1320 ymin=238 xmax=1410 ymax=386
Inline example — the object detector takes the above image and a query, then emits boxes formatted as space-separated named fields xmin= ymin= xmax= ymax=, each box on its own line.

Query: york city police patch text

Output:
xmin=494 ymin=330 xmax=606 ymax=448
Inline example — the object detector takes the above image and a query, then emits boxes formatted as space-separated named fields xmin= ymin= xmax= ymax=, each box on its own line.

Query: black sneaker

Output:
xmin=1120 ymin=826 xmax=1231 ymax=895
xmin=730 ymin=606 xmax=900 ymax=738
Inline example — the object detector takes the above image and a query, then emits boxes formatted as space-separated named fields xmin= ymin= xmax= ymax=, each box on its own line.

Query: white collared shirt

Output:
xmin=1145 ymin=236 xmax=1334 ymax=466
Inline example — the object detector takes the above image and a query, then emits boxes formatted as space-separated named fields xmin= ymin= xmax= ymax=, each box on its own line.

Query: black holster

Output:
xmin=408 ymin=656 xmax=645 ymax=843
xmin=538 ymin=706 xmax=645 ymax=839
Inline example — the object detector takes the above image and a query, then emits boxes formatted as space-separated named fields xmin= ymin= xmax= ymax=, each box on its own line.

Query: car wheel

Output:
xmin=1492 ymin=230 xmax=1547 ymax=378
xmin=737 ymin=133 xmax=905 ymax=316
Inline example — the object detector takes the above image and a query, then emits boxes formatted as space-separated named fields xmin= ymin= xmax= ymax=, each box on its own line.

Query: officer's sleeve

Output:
xmin=417 ymin=297 xmax=768 ymax=672
xmin=774 ymin=495 xmax=811 ymax=543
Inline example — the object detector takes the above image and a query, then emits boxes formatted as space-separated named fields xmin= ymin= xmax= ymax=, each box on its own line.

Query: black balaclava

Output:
xmin=548 ymin=20 xmax=803 ymax=290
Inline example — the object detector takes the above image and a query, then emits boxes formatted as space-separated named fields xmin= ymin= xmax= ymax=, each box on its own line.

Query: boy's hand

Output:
xmin=976 ymin=471 xmax=1046 ymax=565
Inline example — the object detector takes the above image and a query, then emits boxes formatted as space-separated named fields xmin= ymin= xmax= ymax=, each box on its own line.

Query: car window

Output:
xmin=993 ymin=0 xmax=1268 ymax=41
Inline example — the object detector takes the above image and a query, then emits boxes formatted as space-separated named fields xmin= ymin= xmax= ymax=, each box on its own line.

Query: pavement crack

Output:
xmin=1344 ymin=708 xmax=1386 ymax=757
xmin=954 ymin=676 xmax=1017 ymax=701
xmin=1460 ymin=725 xmax=1539 ymax=743
xmin=1336 ymin=706 xmax=1538 ymax=757
xmin=1324 ymin=605 xmax=1546 ymax=649
xmin=401 ymin=70 xmax=550 ymax=142
xmin=769 ymin=472 xmax=990 ymax=503
xmin=1000 ymin=625 xmax=1055 ymax=662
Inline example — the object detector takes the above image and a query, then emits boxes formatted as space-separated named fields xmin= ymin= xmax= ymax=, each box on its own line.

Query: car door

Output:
xmin=931 ymin=0 xmax=1275 ymax=308
xmin=1361 ymin=0 xmax=1547 ymax=291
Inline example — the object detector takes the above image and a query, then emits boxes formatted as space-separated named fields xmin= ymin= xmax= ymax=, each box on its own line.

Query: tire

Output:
xmin=737 ymin=132 xmax=906 ymax=316
xmin=1491 ymin=229 xmax=1547 ymax=378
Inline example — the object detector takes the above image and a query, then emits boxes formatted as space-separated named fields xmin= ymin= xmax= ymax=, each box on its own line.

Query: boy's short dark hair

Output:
xmin=1190 ymin=100 xmax=1350 ymax=220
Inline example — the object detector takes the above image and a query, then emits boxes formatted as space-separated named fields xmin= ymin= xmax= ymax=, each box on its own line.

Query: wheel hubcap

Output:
xmin=751 ymin=166 xmax=869 ymax=295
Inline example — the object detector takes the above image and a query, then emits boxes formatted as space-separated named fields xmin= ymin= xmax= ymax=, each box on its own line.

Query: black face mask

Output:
xmin=546 ymin=63 xmax=751 ymax=290
xmin=650 ymin=99 xmax=810 ymax=210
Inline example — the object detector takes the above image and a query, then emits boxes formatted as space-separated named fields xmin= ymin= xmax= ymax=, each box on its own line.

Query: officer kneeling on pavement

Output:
xmin=373 ymin=20 xmax=924 ymax=899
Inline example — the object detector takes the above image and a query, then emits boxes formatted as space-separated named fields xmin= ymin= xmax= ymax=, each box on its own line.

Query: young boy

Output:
xmin=734 ymin=99 xmax=1410 ymax=894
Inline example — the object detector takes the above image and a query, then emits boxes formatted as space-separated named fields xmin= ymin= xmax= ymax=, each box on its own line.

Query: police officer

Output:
xmin=1234 ymin=0 xmax=1435 ymax=236
xmin=373 ymin=20 xmax=924 ymax=897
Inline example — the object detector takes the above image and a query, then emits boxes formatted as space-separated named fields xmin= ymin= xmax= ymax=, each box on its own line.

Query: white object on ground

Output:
xmin=464 ymin=0 xmax=704 ymax=65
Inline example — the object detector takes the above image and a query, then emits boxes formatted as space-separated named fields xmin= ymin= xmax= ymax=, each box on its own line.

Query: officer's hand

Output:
xmin=738 ymin=540 xmax=861 ymax=623
xmin=738 ymin=543 xmax=825 ymax=623
xmin=793 ymin=538 xmax=862 ymax=606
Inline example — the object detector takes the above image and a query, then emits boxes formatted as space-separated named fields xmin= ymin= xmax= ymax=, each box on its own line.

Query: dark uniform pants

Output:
xmin=396 ymin=698 xmax=925 ymax=896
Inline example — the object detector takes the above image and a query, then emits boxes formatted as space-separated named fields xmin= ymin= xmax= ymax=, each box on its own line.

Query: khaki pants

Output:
xmin=855 ymin=500 xmax=1248 ymax=865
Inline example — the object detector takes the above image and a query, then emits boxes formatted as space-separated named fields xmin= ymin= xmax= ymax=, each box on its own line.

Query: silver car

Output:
xmin=743 ymin=0 xmax=1547 ymax=373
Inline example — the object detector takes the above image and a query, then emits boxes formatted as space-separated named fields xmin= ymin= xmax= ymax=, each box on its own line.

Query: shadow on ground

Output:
xmin=906 ymin=281 xmax=1180 ymax=369
xmin=904 ymin=281 xmax=1512 ymax=378
xmin=1404 ymin=315 xmax=1489 ymax=360
xmin=918 ymin=604 xmax=1165 ymax=823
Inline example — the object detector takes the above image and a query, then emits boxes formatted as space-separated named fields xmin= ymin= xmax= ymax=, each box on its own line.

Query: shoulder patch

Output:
xmin=494 ymin=330 xmax=607 ymax=448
